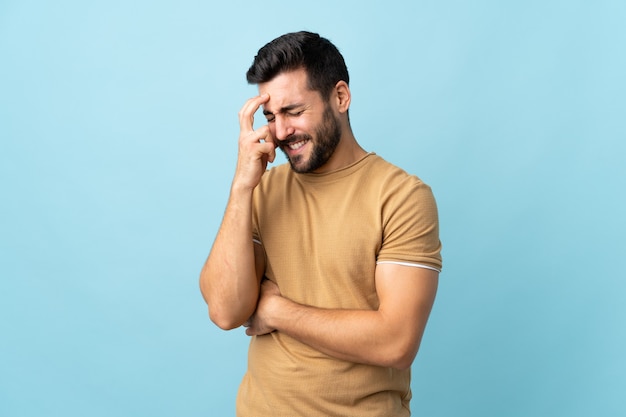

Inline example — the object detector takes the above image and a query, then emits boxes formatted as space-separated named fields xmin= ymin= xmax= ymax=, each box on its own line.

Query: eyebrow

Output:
xmin=262 ymin=103 xmax=304 ymax=116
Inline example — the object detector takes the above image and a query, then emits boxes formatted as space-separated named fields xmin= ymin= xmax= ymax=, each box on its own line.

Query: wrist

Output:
xmin=264 ymin=293 xmax=288 ymax=330
xmin=230 ymin=179 xmax=256 ymax=195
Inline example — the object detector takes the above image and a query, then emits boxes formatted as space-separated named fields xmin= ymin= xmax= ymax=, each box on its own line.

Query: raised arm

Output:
xmin=245 ymin=263 xmax=438 ymax=369
xmin=199 ymin=94 xmax=275 ymax=330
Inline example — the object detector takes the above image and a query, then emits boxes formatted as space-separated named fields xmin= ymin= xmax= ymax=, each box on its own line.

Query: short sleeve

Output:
xmin=377 ymin=176 xmax=442 ymax=271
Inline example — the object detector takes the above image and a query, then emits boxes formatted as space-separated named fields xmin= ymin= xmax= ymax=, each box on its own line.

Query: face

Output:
xmin=260 ymin=69 xmax=342 ymax=174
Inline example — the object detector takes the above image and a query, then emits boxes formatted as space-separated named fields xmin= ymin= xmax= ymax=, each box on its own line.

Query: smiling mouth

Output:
xmin=287 ymin=140 xmax=308 ymax=150
xmin=279 ymin=136 xmax=310 ymax=152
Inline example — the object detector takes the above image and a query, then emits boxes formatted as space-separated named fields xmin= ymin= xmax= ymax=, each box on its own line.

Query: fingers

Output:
xmin=260 ymin=278 xmax=281 ymax=296
xmin=240 ymin=124 xmax=276 ymax=162
xmin=243 ymin=315 xmax=262 ymax=336
xmin=244 ymin=319 xmax=252 ymax=335
xmin=238 ymin=93 xmax=270 ymax=133
xmin=232 ymin=94 xmax=275 ymax=190
xmin=238 ymin=94 xmax=276 ymax=156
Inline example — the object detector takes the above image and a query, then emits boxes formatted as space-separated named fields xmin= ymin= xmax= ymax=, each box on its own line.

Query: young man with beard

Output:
xmin=200 ymin=31 xmax=442 ymax=416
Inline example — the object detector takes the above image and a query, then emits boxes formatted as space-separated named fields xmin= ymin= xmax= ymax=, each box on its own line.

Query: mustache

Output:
xmin=277 ymin=134 xmax=312 ymax=147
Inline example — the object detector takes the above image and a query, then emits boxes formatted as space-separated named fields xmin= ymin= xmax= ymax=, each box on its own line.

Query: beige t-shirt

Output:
xmin=237 ymin=153 xmax=442 ymax=416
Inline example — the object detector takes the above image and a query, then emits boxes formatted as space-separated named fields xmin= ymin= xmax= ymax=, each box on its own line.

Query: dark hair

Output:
xmin=246 ymin=31 xmax=349 ymax=101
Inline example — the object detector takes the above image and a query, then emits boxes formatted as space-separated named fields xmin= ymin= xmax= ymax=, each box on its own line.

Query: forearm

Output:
xmin=200 ymin=185 xmax=261 ymax=329
xmin=200 ymin=93 xmax=275 ymax=329
xmin=265 ymin=298 xmax=423 ymax=370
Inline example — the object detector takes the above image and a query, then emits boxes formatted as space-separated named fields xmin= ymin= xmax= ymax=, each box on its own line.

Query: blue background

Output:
xmin=1 ymin=1 xmax=625 ymax=416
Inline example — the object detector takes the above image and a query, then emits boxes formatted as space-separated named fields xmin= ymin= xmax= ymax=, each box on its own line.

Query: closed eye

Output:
xmin=264 ymin=111 xmax=303 ymax=123
xmin=263 ymin=104 xmax=306 ymax=122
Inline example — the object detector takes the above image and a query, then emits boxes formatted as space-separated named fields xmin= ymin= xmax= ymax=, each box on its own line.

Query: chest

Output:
xmin=257 ymin=182 xmax=383 ymax=308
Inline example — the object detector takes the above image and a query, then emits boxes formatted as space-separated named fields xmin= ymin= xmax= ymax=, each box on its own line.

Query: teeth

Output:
xmin=288 ymin=140 xmax=306 ymax=150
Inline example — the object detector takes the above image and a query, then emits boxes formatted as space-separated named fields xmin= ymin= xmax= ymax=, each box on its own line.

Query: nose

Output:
xmin=274 ymin=115 xmax=294 ymax=141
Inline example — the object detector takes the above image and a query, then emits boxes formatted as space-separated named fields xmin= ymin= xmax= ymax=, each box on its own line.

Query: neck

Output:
xmin=313 ymin=127 xmax=367 ymax=174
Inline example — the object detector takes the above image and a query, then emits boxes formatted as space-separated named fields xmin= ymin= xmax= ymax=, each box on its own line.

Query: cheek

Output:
xmin=294 ymin=117 xmax=316 ymax=134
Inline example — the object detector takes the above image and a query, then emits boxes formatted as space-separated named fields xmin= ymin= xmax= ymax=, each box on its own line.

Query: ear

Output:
xmin=333 ymin=81 xmax=351 ymax=114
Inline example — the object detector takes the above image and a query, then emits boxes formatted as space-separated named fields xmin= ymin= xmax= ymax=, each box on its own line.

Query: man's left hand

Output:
xmin=244 ymin=279 xmax=281 ymax=336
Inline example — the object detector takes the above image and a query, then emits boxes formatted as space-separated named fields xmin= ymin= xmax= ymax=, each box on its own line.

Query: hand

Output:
xmin=233 ymin=94 xmax=276 ymax=191
xmin=244 ymin=279 xmax=282 ymax=336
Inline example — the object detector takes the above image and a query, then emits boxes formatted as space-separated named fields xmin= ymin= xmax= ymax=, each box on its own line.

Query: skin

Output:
xmin=199 ymin=68 xmax=438 ymax=370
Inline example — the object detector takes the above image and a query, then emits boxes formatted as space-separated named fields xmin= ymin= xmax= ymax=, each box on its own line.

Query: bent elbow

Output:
xmin=208 ymin=308 xmax=244 ymax=331
xmin=390 ymin=353 xmax=417 ymax=371
xmin=385 ymin=340 xmax=421 ymax=370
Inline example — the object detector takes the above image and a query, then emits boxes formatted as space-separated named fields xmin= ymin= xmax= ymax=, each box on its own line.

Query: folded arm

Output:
xmin=245 ymin=263 xmax=438 ymax=369
xmin=199 ymin=188 xmax=266 ymax=329
xmin=199 ymin=94 xmax=274 ymax=329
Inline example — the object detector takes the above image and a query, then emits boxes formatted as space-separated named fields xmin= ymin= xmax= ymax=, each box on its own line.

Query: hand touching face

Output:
xmin=232 ymin=94 xmax=277 ymax=191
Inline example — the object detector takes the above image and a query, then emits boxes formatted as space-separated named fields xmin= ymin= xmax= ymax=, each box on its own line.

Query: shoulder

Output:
xmin=263 ymin=162 xmax=292 ymax=180
xmin=366 ymin=154 xmax=432 ymax=195
xmin=257 ymin=163 xmax=293 ymax=189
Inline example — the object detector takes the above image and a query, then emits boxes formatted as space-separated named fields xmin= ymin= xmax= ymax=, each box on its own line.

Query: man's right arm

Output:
xmin=199 ymin=94 xmax=275 ymax=330
xmin=199 ymin=186 xmax=265 ymax=329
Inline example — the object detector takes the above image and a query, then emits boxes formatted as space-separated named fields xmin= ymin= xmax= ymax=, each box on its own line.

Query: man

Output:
xmin=200 ymin=31 xmax=442 ymax=416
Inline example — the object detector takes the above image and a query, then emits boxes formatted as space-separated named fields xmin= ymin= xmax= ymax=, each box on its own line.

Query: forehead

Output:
xmin=258 ymin=69 xmax=321 ymax=111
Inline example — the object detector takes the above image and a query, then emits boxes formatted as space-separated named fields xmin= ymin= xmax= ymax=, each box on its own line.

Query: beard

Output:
xmin=278 ymin=105 xmax=342 ymax=174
